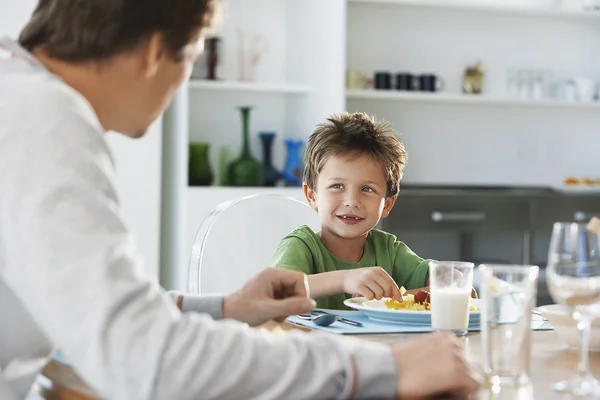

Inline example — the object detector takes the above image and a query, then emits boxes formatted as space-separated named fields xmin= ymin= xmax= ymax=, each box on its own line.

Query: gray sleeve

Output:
xmin=166 ymin=291 xmax=223 ymax=320
xmin=0 ymin=114 xmax=398 ymax=400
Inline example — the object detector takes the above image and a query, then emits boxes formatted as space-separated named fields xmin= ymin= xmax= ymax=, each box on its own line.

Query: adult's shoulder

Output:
xmin=0 ymin=66 xmax=103 ymax=140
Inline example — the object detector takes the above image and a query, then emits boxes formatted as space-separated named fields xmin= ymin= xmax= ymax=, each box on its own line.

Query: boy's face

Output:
xmin=304 ymin=154 xmax=397 ymax=239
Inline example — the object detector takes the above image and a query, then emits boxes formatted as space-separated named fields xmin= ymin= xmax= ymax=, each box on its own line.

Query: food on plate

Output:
xmin=564 ymin=177 xmax=580 ymax=185
xmin=385 ymin=294 xmax=430 ymax=311
xmin=582 ymin=177 xmax=595 ymax=186
xmin=563 ymin=177 xmax=600 ymax=186
xmin=413 ymin=289 xmax=430 ymax=304
xmin=384 ymin=288 xmax=480 ymax=312
xmin=385 ymin=288 xmax=431 ymax=311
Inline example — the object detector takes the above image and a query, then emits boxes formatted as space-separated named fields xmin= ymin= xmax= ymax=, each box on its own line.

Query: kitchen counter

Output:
xmin=400 ymin=185 xmax=600 ymax=198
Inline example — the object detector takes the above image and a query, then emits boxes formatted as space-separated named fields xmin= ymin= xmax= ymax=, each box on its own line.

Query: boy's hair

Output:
xmin=18 ymin=0 xmax=218 ymax=63
xmin=303 ymin=112 xmax=407 ymax=198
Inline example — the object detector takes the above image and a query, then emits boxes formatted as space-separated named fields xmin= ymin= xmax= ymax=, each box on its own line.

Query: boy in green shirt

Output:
xmin=270 ymin=112 xmax=432 ymax=309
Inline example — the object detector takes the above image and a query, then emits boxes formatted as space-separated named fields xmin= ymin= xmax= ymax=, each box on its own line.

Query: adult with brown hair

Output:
xmin=0 ymin=1 xmax=480 ymax=399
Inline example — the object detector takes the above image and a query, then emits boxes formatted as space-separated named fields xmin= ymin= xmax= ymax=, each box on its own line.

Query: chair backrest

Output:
xmin=188 ymin=194 xmax=321 ymax=295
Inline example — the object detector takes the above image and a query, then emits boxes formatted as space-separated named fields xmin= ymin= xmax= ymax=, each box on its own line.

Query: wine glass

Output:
xmin=546 ymin=222 xmax=600 ymax=395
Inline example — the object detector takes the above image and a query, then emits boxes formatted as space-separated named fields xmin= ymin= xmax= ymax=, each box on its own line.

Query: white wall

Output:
xmin=0 ymin=0 xmax=36 ymax=38
xmin=106 ymin=126 xmax=162 ymax=277
xmin=0 ymin=0 xmax=162 ymax=276
xmin=284 ymin=0 xmax=347 ymax=143
xmin=346 ymin=2 xmax=600 ymax=187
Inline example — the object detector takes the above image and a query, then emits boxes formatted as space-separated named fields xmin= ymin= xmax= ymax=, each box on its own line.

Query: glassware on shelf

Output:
xmin=546 ymin=222 xmax=600 ymax=396
xmin=259 ymin=132 xmax=282 ymax=187
xmin=530 ymin=70 xmax=544 ymax=100
xmin=218 ymin=145 xmax=235 ymax=186
xmin=188 ymin=142 xmax=214 ymax=186
xmin=282 ymin=139 xmax=304 ymax=187
xmin=227 ymin=106 xmax=263 ymax=186
xmin=518 ymin=69 xmax=533 ymax=99
xmin=506 ymin=68 xmax=520 ymax=98
xmin=506 ymin=68 xmax=560 ymax=101
xmin=206 ymin=37 xmax=220 ymax=80
xmin=237 ymin=29 xmax=268 ymax=82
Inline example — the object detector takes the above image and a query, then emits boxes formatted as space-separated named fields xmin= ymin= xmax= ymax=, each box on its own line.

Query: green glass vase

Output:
xmin=227 ymin=106 xmax=263 ymax=186
xmin=188 ymin=142 xmax=214 ymax=186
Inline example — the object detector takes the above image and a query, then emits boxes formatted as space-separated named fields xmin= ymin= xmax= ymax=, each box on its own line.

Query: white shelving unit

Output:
xmin=346 ymin=0 xmax=600 ymax=189
xmin=187 ymin=0 xmax=345 ymax=188
xmin=348 ymin=0 xmax=600 ymax=20
xmin=188 ymin=79 xmax=312 ymax=94
xmin=347 ymin=89 xmax=600 ymax=108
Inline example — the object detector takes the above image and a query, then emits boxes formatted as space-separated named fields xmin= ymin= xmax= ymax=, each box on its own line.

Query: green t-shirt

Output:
xmin=270 ymin=225 xmax=431 ymax=310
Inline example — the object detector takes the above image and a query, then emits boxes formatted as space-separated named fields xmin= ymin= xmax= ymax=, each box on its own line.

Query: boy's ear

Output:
xmin=303 ymin=183 xmax=318 ymax=211
xmin=381 ymin=195 xmax=397 ymax=219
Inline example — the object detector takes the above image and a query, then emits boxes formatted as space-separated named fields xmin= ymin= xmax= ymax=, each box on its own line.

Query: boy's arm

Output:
xmin=269 ymin=237 xmax=348 ymax=299
xmin=307 ymin=271 xmax=348 ymax=299
xmin=391 ymin=242 xmax=431 ymax=290
xmin=270 ymin=237 xmax=402 ymax=300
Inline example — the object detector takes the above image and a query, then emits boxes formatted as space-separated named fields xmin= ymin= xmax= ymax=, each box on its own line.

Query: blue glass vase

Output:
xmin=259 ymin=132 xmax=282 ymax=187
xmin=283 ymin=139 xmax=304 ymax=187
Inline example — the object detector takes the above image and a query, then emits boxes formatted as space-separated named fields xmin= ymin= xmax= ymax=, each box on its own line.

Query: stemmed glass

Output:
xmin=546 ymin=222 xmax=600 ymax=395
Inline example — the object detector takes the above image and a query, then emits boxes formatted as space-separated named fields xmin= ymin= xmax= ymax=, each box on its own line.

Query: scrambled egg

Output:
xmin=385 ymin=294 xmax=431 ymax=311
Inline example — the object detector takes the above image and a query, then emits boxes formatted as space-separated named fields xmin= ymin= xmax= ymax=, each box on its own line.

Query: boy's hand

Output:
xmin=342 ymin=267 xmax=403 ymax=301
xmin=392 ymin=333 xmax=481 ymax=397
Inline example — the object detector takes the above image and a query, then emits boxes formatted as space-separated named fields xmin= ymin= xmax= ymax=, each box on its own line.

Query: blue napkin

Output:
xmin=286 ymin=309 xmax=553 ymax=335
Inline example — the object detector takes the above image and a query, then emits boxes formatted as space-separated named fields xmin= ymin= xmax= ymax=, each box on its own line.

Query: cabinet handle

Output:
xmin=431 ymin=211 xmax=486 ymax=223
xmin=574 ymin=211 xmax=600 ymax=222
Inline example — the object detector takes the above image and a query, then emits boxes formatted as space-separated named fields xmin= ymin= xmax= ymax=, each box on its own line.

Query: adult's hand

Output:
xmin=223 ymin=268 xmax=316 ymax=326
xmin=392 ymin=333 xmax=481 ymax=398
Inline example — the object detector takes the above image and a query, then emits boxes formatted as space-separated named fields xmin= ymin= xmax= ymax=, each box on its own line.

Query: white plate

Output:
xmin=344 ymin=297 xmax=481 ymax=326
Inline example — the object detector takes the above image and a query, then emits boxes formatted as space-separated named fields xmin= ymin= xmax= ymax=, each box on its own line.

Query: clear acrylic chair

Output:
xmin=188 ymin=193 xmax=321 ymax=295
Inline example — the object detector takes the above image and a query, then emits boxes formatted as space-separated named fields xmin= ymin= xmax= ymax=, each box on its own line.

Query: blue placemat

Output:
xmin=286 ymin=309 xmax=553 ymax=335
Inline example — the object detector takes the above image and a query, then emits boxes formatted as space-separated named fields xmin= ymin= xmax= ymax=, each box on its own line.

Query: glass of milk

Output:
xmin=429 ymin=261 xmax=474 ymax=336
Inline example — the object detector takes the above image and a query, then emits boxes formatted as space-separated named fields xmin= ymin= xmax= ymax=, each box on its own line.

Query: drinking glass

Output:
xmin=429 ymin=261 xmax=474 ymax=336
xmin=546 ymin=222 xmax=600 ymax=395
xmin=479 ymin=264 xmax=539 ymax=386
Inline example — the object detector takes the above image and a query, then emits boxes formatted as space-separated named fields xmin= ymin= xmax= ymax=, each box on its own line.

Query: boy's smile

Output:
xmin=336 ymin=213 xmax=364 ymax=225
